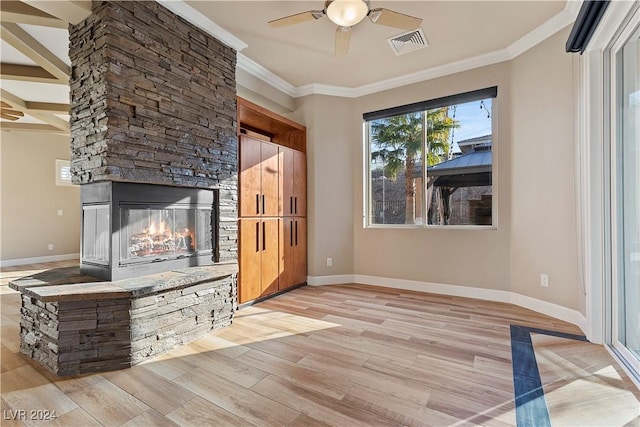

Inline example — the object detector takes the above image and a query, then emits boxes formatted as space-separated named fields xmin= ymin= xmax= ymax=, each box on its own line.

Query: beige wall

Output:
xmin=351 ymin=61 xmax=513 ymax=290
xmin=0 ymin=131 xmax=80 ymax=261
xmin=241 ymin=26 xmax=583 ymax=315
xmin=285 ymin=29 xmax=581 ymax=312
xmin=510 ymin=27 xmax=582 ymax=310
xmin=0 ymin=26 xmax=583 ymax=316
xmin=287 ymin=95 xmax=355 ymax=277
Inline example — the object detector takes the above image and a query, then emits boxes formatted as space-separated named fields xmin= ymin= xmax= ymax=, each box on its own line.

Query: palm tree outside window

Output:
xmin=365 ymin=87 xmax=496 ymax=227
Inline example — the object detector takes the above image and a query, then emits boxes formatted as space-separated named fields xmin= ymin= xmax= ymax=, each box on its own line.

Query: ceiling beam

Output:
xmin=1 ymin=89 xmax=69 ymax=132
xmin=0 ymin=1 xmax=68 ymax=29
xmin=25 ymin=101 xmax=69 ymax=114
xmin=0 ymin=122 xmax=69 ymax=134
xmin=0 ymin=22 xmax=70 ymax=83
xmin=0 ymin=63 xmax=63 ymax=84
xmin=21 ymin=0 xmax=91 ymax=25
xmin=1 ymin=111 xmax=24 ymax=120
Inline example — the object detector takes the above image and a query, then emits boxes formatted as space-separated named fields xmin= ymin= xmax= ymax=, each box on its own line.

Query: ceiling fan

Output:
xmin=268 ymin=0 xmax=422 ymax=56
xmin=0 ymin=101 xmax=24 ymax=121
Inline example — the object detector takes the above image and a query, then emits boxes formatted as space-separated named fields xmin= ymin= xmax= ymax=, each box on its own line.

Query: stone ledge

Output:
xmin=13 ymin=263 xmax=238 ymax=376
xmin=10 ymin=262 xmax=238 ymax=302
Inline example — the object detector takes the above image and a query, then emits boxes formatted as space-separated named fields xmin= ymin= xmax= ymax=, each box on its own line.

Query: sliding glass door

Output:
xmin=610 ymin=9 xmax=640 ymax=376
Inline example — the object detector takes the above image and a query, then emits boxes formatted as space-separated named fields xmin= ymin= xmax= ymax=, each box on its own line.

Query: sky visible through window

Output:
xmin=448 ymin=99 xmax=492 ymax=153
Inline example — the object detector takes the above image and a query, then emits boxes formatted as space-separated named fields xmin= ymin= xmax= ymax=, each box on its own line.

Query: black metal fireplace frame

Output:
xmin=80 ymin=181 xmax=217 ymax=281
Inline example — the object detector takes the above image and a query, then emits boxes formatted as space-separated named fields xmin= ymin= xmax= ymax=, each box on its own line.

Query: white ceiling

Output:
xmin=0 ymin=0 xmax=579 ymax=130
xmin=187 ymin=1 xmax=569 ymax=88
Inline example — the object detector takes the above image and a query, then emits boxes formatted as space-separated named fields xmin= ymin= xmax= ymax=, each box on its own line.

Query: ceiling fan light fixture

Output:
xmin=326 ymin=0 xmax=368 ymax=27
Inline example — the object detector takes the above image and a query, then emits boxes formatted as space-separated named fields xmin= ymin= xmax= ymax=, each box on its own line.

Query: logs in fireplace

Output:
xmin=80 ymin=182 xmax=216 ymax=281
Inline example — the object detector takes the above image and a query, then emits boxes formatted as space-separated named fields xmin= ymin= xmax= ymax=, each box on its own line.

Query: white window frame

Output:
xmin=579 ymin=0 xmax=640 ymax=387
xmin=55 ymin=159 xmax=73 ymax=186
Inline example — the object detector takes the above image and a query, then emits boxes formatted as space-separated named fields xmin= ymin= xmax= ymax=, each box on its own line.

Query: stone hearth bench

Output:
xmin=9 ymin=262 xmax=237 ymax=376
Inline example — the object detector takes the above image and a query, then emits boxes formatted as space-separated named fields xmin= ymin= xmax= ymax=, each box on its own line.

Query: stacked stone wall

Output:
xmin=130 ymin=275 xmax=236 ymax=364
xmin=69 ymin=0 xmax=238 ymax=262
xmin=18 ymin=274 xmax=236 ymax=376
xmin=20 ymin=296 xmax=131 ymax=376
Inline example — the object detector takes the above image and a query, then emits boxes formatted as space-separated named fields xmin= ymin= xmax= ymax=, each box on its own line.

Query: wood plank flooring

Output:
xmin=1 ymin=261 xmax=638 ymax=426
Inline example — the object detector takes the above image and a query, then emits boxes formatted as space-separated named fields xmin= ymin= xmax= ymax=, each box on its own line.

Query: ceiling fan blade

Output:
xmin=368 ymin=8 xmax=422 ymax=30
xmin=1 ymin=101 xmax=14 ymax=109
xmin=268 ymin=10 xmax=324 ymax=28
xmin=335 ymin=26 xmax=351 ymax=56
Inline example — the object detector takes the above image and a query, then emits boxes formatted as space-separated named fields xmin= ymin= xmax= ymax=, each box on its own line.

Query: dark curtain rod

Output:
xmin=566 ymin=0 xmax=610 ymax=54
xmin=363 ymin=86 xmax=497 ymax=122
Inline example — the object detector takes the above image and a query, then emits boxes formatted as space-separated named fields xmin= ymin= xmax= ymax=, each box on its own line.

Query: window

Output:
xmin=609 ymin=8 xmax=640 ymax=379
xmin=55 ymin=159 xmax=73 ymax=186
xmin=365 ymin=87 xmax=496 ymax=227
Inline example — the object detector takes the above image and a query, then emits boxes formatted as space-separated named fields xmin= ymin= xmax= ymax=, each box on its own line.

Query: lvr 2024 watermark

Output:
xmin=3 ymin=409 xmax=58 ymax=421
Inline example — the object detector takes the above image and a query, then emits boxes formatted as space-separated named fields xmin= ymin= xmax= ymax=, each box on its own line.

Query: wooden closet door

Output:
xmin=293 ymin=218 xmax=307 ymax=284
xmin=280 ymin=148 xmax=295 ymax=216
xmin=279 ymin=218 xmax=295 ymax=290
xmin=261 ymin=218 xmax=279 ymax=295
xmin=280 ymin=148 xmax=306 ymax=217
xmin=293 ymin=150 xmax=306 ymax=217
xmin=239 ymin=219 xmax=261 ymax=303
xmin=261 ymin=142 xmax=279 ymax=217
xmin=239 ymin=136 xmax=262 ymax=217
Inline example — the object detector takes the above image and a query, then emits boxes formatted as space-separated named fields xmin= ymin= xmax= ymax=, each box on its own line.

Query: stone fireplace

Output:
xmin=69 ymin=0 xmax=239 ymax=278
xmin=80 ymin=181 xmax=216 ymax=281
xmin=9 ymin=0 xmax=241 ymax=376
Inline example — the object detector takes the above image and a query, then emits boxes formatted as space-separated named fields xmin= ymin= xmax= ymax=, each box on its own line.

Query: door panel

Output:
xmin=293 ymin=150 xmax=307 ymax=217
xmin=239 ymin=136 xmax=262 ymax=218
xmin=281 ymin=148 xmax=295 ymax=216
xmin=294 ymin=218 xmax=307 ymax=284
xmin=261 ymin=218 xmax=280 ymax=296
xmin=279 ymin=218 xmax=295 ymax=290
xmin=239 ymin=219 xmax=261 ymax=303
xmin=280 ymin=147 xmax=306 ymax=217
xmin=261 ymin=142 xmax=279 ymax=217
xmin=614 ymin=25 xmax=640 ymax=363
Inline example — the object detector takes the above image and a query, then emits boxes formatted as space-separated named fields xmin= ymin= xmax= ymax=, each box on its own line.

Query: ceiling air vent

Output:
xmin=387 ymin=28 xmax=428 ymax=56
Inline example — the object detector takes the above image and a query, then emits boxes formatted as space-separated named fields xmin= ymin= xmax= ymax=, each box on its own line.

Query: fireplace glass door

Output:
xmin=82 ymin=204 xmax=110 ymax=265
xmin=120 ymin=205 xmax=212 ymax=264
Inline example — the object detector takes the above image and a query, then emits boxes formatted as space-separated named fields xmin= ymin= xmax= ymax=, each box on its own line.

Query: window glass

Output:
xmin=427 ymin=99 xmax=493 ymax=226
xmin=55 ymin=159 xmax=73 ymax=186
xmin=369 ymin=112 xmax=423 ymax=225
xmin=366 ymin=90 xmax=495 ymax=227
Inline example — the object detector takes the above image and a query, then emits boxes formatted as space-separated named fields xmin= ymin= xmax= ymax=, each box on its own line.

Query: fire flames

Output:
xmin=128 ymin=221 xmax=194 ymax=258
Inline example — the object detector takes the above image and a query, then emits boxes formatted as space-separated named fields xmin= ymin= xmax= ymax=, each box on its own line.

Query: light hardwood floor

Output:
xmin=1 ymin=261 xmax=638 ymax=426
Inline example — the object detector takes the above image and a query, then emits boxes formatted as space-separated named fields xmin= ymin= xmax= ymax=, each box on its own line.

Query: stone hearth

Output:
xmin=10 ymin=264 xmax=237 ymax=376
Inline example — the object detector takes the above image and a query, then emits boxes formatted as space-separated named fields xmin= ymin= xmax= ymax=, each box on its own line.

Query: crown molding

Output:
xmin=155 ymin=0 xmax=247 ymax=52
xmin=236 ymin=54 xmax=297 ymax=98
xmin=506 ymin=1 xmax=580 ymax=58
xmin=294 ymin=49 xmax=511 ymax=98
xmin=167 ymin=0 xmax=579 ymax=99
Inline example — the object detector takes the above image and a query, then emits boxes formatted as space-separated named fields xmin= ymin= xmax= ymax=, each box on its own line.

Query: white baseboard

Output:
xmin=509 ymin=292 xmax=587 ymax=333
xmin=0 ymin=253 xmax=80 ymax=268
xmin=307 ymin=274 xmax=354 ymax=286
xmin=307 ymin=274 xmax=587 ymax=333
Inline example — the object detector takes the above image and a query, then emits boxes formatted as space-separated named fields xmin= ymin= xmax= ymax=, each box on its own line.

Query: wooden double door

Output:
xmin=238 ymin=135 xmax=307 ymax=304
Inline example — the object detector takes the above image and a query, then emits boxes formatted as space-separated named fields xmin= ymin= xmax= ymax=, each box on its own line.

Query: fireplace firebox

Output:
xmin=81 ymin=182 xmax=216 ymax=281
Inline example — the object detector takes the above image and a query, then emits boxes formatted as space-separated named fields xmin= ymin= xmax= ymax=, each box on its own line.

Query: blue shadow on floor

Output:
xmin=510 ymin=325 xmax=588 ymax=427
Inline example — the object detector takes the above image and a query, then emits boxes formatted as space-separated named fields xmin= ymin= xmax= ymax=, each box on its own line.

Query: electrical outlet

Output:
xmin=327 ymin=257 xmax=333 ymax=267
xmin=540 ymin=274 xmax=549 ymax=287
xmin=48 ymin=244 xmax=54 ymax=251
